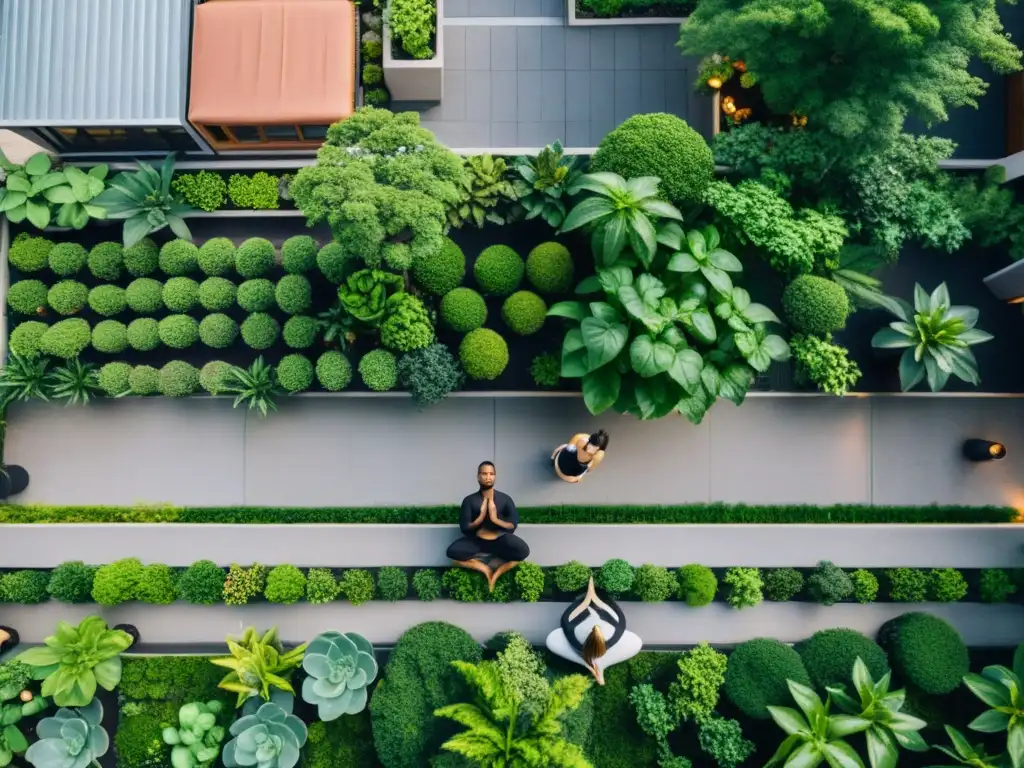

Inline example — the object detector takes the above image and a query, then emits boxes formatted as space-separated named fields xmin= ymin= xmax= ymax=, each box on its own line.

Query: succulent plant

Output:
xmin=162 ymin=700 xmax=227 ymax=768
xmin=25 ymin=698 xmax=108 ymax=768
xmin=211 ymin=626 xmax=307 ymax=708
xmin=301 ymin=631 xmax=378 ymax=721
xmin=222 ymin=691 xmax=307 ymax=768
xmin=0 ymin=695 xmax=49 ymax=767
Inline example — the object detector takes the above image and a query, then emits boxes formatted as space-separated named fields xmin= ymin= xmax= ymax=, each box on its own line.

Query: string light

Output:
xmin=721 ymin=96 xmax=737 ymax=115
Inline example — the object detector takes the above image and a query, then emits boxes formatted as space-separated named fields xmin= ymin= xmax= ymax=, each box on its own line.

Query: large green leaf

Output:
xmin=602 ymin=214 xmax=627 ymax=266
xmin=582 ymin=367 xmax=621 ymax=414
xmin=768 ymin=706 xmax=811 ymax=737
xmin=581 ymin=317 xmax=628 ymax=370
xmin=5 ymin=174 xmax=30 ymax=193
xmin=43 ymin=185 xmax=76 ymax=204
xmin=589 ymin=302 xmax=622 ymax=323
xmin=633 ymin=376 xmax=673 ymax=420
xmin=560 ymin=196 xmax=613 ymax=233
xmin=668 ymin=348 xmax=702 ymax=392
xmin=677 ymin=385 xmax=713 ymax=425
xmin=598 ymin=265 xmax=634 ymax=294
xmin=1008 ymin=723 xmax=1023 ymax=768
xmin=871 ymin=328 xmax=913 ymax=349
xmin=701 ymin=264 xmax=733 ymax=295
xmin=897 ymin=349 xmax=926 ymax=392
xmin=822 ymin=740 xmax=865 ymax=768
xmin=548 ymin=301 xmax=588 ymax=321
xmin=628 ymin=208 xmax=658 ymax=267
xmin=964 ymin=673 xmax=1013 ymax=709
xmin=123 ymin=215 xmax=154 ymax=248
xmin=25 ymin=199 xmax=50 ymax=229
xmin=630 ymin=335 xmax=675 ymax=378
xmin=719 ymin=364 xmax=754 ymax=405
xmin=686 ymin=308 xmax=717 ymax=345
xmin=24 ymin=152 xmax=52 ymax=176
xmin=574 ymin=276 xmax=602 ymax=295
xmin=667 ymin=251 xmax=700 ymax=273
xmin=967 ymin=710 xmax=1011 ymax=733
xmin=708 ymin=247 xmax=743 ymax=272
xmin=0 ymin=191 xmax=25 ymax=212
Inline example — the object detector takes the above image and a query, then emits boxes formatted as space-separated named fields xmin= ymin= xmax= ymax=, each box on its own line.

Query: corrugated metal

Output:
xmin=0 ymin=0 xmax=192 ymax=126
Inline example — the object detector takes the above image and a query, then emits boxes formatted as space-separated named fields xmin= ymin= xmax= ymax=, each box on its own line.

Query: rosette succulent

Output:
xmin=211 ymin=626 xmax=307 ymax=708
xmin=25 ymin=698 xmax=108 ymax=768
xmin=301 ymin=631 xmax=378 ymax=721
xmin=162 ymin=700 xmax=227 ymax=768
xmin=222 ymin=693 xmax=307 ymax=768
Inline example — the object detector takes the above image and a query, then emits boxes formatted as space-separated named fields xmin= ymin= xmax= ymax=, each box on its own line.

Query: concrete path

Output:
xmin=5 ymin=396 xmax=1024 ymax=508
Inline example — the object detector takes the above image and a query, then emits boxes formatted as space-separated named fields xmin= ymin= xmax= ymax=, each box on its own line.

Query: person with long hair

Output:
xmin=551 ymin=429 xmax=609 ymax=483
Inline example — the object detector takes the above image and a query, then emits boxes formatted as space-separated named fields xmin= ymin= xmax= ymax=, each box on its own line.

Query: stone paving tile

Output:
xmin=446 ymin=0 xmax=469 ymax=16
xmin=446 ymin=26 xmax=467 ymax=70
xmin=565 ymin=27 xmax=590 ymax=69
xmin=491 ymin=27 xmax=518 ymax=70
xmin=517 ymin=71 xmax=544 ymax=121
xmin=517 ymin=27 xmax=543 ymax=70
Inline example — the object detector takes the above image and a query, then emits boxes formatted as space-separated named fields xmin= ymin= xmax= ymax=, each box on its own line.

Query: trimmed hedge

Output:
xmin=794 ymin=628 xmax=889 ymax=691
xmin=724 ymin=638 xmax=811 ymax=719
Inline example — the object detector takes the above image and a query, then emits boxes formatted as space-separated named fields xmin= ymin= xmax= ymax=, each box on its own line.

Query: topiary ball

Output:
xmin=413 ymin=237 xmax=466 ymax=296
xmin=283 ymin=316 xmax=317 ymax=349
xmin=235 ymin=237 xmax=275 ymax=278
xmin=276 ymin=274 xmax=312 ymax=314
xmin=591 ymin=113 xmax=714 ymax=203
xmin=199 ymin=314 xmax=239 ymax=349
xmin=127 ymin=318 xmax=160 ymax=351
xmin=88 ymin=285 xmax=127 ymax=317
xmin=159 ymin=240 xmax=200 ymax=276
xmin=281 ymin=235 xmax=318 ymax=274
xmin=125 ymin=278 xmax=164 ymax=314
xmin=88 ymin=242 xmax=124 ymax=281
xmin=129 ymin=365 xmax=160 ymax=395
xmin=277 ymin=354 xmax=314 ymax=393
xmin=724 ymin=638 xmax=812 ymax=719
xmin=10 ymin=321 xmax=48 ymax=357
xmin=240 ymin=313 xmax=280 ymax=350
xmin=316 ymin=351 xmax=352 ymax=391
xmin=317 ymin=242 xmax=353 ymax=284
xmin=158 ymin=314 xmax=200 ymax=349
xmin=795 ymin=629 xmax=889 ymax=692
xmin=48 ymin=280 xmax=88 ymax=316
xmin=159 ymin=361 xmax=200 ymax=397
xmin=123 ymin=237 xmax=159 ymax=277
xmin=199 ymin=361 xmax=231 ymax=394
xmin=7 ymin=280 xmax=48 ymax=316
xmin=92 ymin=320 xmax=128 ymax=354
xmin=48 ymin=242 xmax=88 ymax=276
xmin=197 ymin=237 xmax=236 ymax=277
xmin=198 ymin=277 xmax=237 ymax=312
xmin=440 ymin=288 xmax=487 ymax=332
xmin=877 ymin=612 xmax=968 ymax=695
xmin=782 ymin=275 xmax=850 ymax=336
xmin=526 ymin=242 xmax=574 ymax=294
xmin=162 ymin=277 xmax=200 ymax=312
xmin=359 ymin=349 xmax=398 ymax=391
xmin=459 ymin=328 xmax=509 ymax=380
xmin=39 ymin=318 xmax=91 ymax=359
xmin=98 ymin=362 xmax=132 ymax=396
xmin=501 ymin=291 xmax=547 ymax=336
xmin=9 ymin=236 xmax=53 ymax=273
xmin=677 ymin=564 xmax=718 ymax=607
xmin=474 ymin=245 xmax=524 ymax=295
xmin=237 ymin=279 xmax=276 ymax=312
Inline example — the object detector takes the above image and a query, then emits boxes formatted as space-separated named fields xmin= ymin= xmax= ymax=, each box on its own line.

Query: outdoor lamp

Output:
xmin=963 ymin=439 xmax=1007 ymax=461
xmin=707 ymin=76 xmax=723 ymax=89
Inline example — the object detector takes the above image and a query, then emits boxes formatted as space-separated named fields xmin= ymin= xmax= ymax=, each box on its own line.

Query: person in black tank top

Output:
xmin=551 ymin=430 xmax=610 ymax=483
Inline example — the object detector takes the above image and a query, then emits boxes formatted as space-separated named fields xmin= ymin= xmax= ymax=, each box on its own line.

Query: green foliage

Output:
xmin=724 ymin=566 xmax=763 ymax=609
xmin=91 ymin=319 xmax=127 ymax=353
xmin=317 ymin=243 xmax=355 ymax=284
xmin=783 ymin=276 xmax=850 ymax=335
xmin=9 ymin=235 xmax=53 ymax=272
xmin=795 ymin=629 xmax=889 ymax=691
xmin=763 ymin=678 xmax=868 ymax=768
xmin=387 ymin=0 xmax=436 ymax=58
xmin=441 ymin=287 xmax=487 ymax=332
xmin=807 ymin=560 xmax=853 ymax=606
xmin=48 ymin=242 xmax=88 ymax=276
xmin=886 ymin=568 xmax=928 ymax=603
xmin=514 ymin=562 xmax=546 ymax=602
xmin=280 ymin=235 xmax=317 ymax=274
xmin=597 ymin=558 xmax=634 ymax=595
xmin=136 ymin=563 xmax=178 ymax=605
xmin=223 ymin=357 xmax=283 ymax=416
xmin=339 ymin=569 xmax=375 ymax=606
xmin=362 ymin=39 xmax=383 ymax=60
xmin=26 ymin=697 xmax=110 ymax=767
xmin=632 ymin=564 xmax=676 ymax=603
xmin=159 ymin=361 xmax=200 ymax=397
xmin=0 ymin=352 xmax=49 ymax=404
xmin=159 ymin=240 xmax=199 ymax=276
xmin=412 ymin=568 xmax=442 ymax=601
xmin=459 ymin=328 xmax=509 ymax=380
xmin=211 ymin=625 xmax=306 ymax=707
xmin=282 ymin=316 xmax=317 ymax=349
xmin=630 ymin=683 xmax=686 ymax=768
xmin=116 ymin=700 xmax=178 ymax=768
xmin=91 ymin=557 xmax=143 ymax=605
xmin=127 ymin=318 xmax=160 ymax=352
xmin=377 ymin=566 xmax=409 ymax=601
xmin=159 ymin=315 xmax=199 ymax=349
xmin=47 ymin=358 xmax=101 ymax=405
xmin=554 ymin=561 xmax=592 ymax=594
xmin=126 ymin=278 xmax=164 ymax=314
xmin=276 ymin=354 xmax=314 ymax=393
xmin=47 ymin=561 xmax=97 ymax=603
xmin=240 ymin=313 xmax=280 ymax=350
xmin=305 ymin=568 xmax=339 ymax=605
xmin=276 ymin=275 xmax=312 ymax=315
xmin=0 ymin=661 xmax=31 ymax=701
xmin=47 ymin=280 xmax=88 ymax=315
xmin=530 ymin=352 xmax=560 ymax=388
xmin=592 ymin=113 xmax=714 ymax=203
xmin=39 ymin=318 xmax=91 ymax=359
xmin=227 ymin=172 xmax=280 ymax=210
xmin=474 ymin=245 xmax=525 ymax=295
xmin=88 ymin=241 xmax=124 ymax=281
xmin=850 ymin=569 xmax=879 ymax=604
xmin=944 ymin=164 xmax=1024 ymax=260
xmin=359 ymin=349 xmax=398 ymax=391
xmin=177 ymin=561 xmax=226 ymax=605
xmin=316 ymin=351 xmax=353 ymax=391
xmin=447 ymin=154 xmax=515 ymax=229
xmin=264 ymin=565 xmax=306 ymax=604
xmin=699 ymin=716 xmax=755 ymax=768
xmin=7 ymin=279 xmax=48 ymax=316
xmin=172 ymin=170 xmax=227 ymax=212
xmin=763 ymin=568 xmax=804 ymax=602
xmin=929 ymin=568 xmax=968 ymax=603
xmin=0 ymin=569 xmax=49 ymax=603
xmin=363 ymin=63 xmax=383 ymax=86
xmin=301 ymin=631 xmax=378 ymax=721
xmin=677 ymin=564 xmax=717 ymax=606
xmin=667 ymin=642 xmax=728 ymax=721
xmin=380 ymin=293 xmax=434 ymax=352
xmin=199 ymin=361 xmax=230 ymax=395
xmin=340 ymin=268 xmax=404 ymax=326
xmin=414 ymin=239 xmax=466 ymax=298
xmin=129 ymin=365 xmax=160 ymax=395
xmin=237 ymin=279 xmax=275 ymax=312
xmin=222 ymin=695 xmax=306 ymax=768
xmin=235 ymin=238 xmax=275 ymax=278
xmin=790 ymin=333 xmax=861 ymax=396
xmin=197 ymin=238 xmax=236 ymax=277
xmin=724 ymin=638 xmax=811 ymax=719
xmin=877 ymin=612 xmax=969 ymax=695
xmin=123 ymin=238 xmax=160 ymax=277
xmin=980 ymin=569 xmax=1017 ymax=603
xmin=442 ymin=568 xmax=488 ymax=603
xmin=9 ymin=321 xmax=48 ymax=358
xmin=511 ymin=141 xmax=583 ymax=229
xmin=526 ymin=242 xmax=574 ymax=294
xmin=161 ymin=699 xmax=227 ymax=768
xmin=502 ymin=290 xmax=547 ymax=336
xmin=303 ymin=715 xmax=377 ymax=768
xmin=198 ymin=314 xmax=238 ymax=349
xmin=397 ymin=343 xmax=464 ymax=406
xmin=291 ymin=109 xmax=464 ymax=270
xmin=160 ymin=277 xmax=198 ymax=313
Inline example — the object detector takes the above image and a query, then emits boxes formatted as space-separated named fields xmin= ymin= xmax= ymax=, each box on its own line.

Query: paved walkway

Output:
xmin=5 ymin=396 xmax=1024 ymax=508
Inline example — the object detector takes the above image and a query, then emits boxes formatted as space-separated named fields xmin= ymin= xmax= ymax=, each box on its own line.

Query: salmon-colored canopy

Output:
xmin=188 ymin=0 xmax=355 ymax=126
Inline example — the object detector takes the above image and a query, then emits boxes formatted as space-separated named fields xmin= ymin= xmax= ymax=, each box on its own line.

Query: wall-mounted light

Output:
xmin=963 ymin=439 xmax=1007 ymax=461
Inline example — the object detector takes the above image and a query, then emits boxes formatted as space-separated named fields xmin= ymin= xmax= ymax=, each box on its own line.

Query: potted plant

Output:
xmin=383 ymin=0 xmax=444 ymax=101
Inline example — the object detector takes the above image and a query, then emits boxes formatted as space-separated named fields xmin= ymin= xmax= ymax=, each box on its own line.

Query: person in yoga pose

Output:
xmin=446 ymin=461 xmax=530 ymax=591
xmin=551 ymin=429 xmax=609 ymax=483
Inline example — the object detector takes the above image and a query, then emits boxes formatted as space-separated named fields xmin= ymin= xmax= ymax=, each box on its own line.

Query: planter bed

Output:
xmin=168 ymin=168 xmax=298 ymax=213
xmin=570 ymin=0 xmax=692 ymax=23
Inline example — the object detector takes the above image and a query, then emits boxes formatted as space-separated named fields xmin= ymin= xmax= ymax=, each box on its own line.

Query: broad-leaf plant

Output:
xmin=766 ymin=678 xmax=870 ymax=768
xmin=960 ymin=643 xmax=1024 ymax=768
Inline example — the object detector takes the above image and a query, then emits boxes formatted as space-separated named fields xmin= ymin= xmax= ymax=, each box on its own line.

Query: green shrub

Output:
xmin=276 ymin=354 xmax=314 ymax=393
xmin=724 ymin=566 xmax=763 ymax=609
xmin=98 ymin=362 xmax=132 ymax=396
xmin=501 ymin=290 xmax=547 ymax=336
xmin=724 ymin=638 xmax=811 ymax=719
xmin=877 ymin=612 xmax=968 ymax=695
xmin=632 ymin=564 xmax=675 ymax=603
xmin=359 ymin=349 xmax=398 ymax=391
xmin=240 ymin=312 xmax=280 ymax=350
xmin=413 ymin=237 xmax=465 ymax=295
xmin=119 ymin=656 xmax=223 ymax=701
xmin=380 ymin=293 xmax=434 ymax=352
xmin=159 ymin=240 xmax=200 ymax=276
xmin=237 ymin=279 xmax=276 ymax=312
xmin=304 ymin=713 xmax=378 ymax=768
xmin=199 ymin=361 xmax=231 ymax=395
xmin=317 ymin=351 xmax=353 ymax=391
xmin=265 ymin=564 xmax=307 ymax=604
xmin=127 ymin=318 xmax=160 ymax=351
xmin=763 ymin=568 xmax=804 ymax=601
xmin=176 ymin=560 xmax=226 ymax=605
xmin=198 ymin=314 xmax=239 ymax=349
xmin=92 ymin=319 xmax=128 ymax=353
xmin=161 ymin=277 xmax=199 ymax=312
xmin=87 ymin=242 xmax=125 ymax=281
xmin=667 ymin=642 xmax=728 ymax=721
xmin=276 ymin=274 xmax=312 ymax=314
xmin=795 ymin=629 xmax=889 ymax=691
xmin=306 ymin=568 xmax=339 ymax=604
xmin=377 ymin=566 xmax=409 ymax=601
xmin=123 ymin=237 xmax=159 ymax=277
xmin=525 ymin=242 xmax=574 ymax=294
xmin=48 ymin=242 xmax=88 ymax=276
xmin=197 ymin=237 xmax=236 ymax=276
xmin=159 ymin=360 xmax=200 ymax=397
xmin=198 ymin=277 xmax=236 ymax=311
xmin=39 ymin=318 xmax=91 ymax=358
xmin=698 ymin=716 xmax=755 ymax=768
xmin=9 ymin=321 xmax=48 ymax=357
xmin=397 ymin=343 xmax=464 ymax=406
xmin=441 ymin=287 xmax=487 ymax=332
xmin=158 ymin=314 xmax=199 ymax=349
xmin=597 ymin=558 xmax=635 ymax=595
xmin=363 ymin=63 xmax=384 ymax=85
xmin=91 ymin=557 xmax=143 ymax=605
xmin=459 ymin=328 xmax=509 ymax=380
xmin=0 ymin=569 xmax=50 ymax=603
xmin=136 ymin=564 xmax=177 ymax=605
xmin=339 ymin=568 xmax=375 ymax=606
xmin=362 ymin=39 xmax=383 ymax=59
xmin=281 ymin=235 xmax=318 ymax=274
xmin=554 ymin=561 xmax=591 ymax=594
xmin=235 ymin=237 xmax=275 ymax=277
xmin=48 ymin=280 xmax=88 ymax=315
xmin=886 ymin=567 xmax=928 ymax=602
xmin=530 ymin=352 xmax=560 ymax=388
xmin=442 ymin=568 xmax=488 ymax=602
xmin=116 ymin=700 xmax=178 ymax=767
xmin=474 ymin=245 xmax=524 ymax=295
xmin=86 ymin=284 xmax=126 ymax=317
xmin=228 ymin=172 xmax=280 ymax=209
xmin=317 ymin=242 xmax=354 ymax=284
xmin=9 ymin=235 xmax=52 ymax=272
xmin=850 ymin=569 xmax=879 ymax=603
xmin=47 ymin=561 xmax=97 ymax=603
xmin=283 ymin=315 xmax=317 ymax=349
xmin=125 ymin=278 xmax=164 ymax=314
xmin=807 ymin=560 xmax=853 ymax=605
xmin=370 ymin=621 xmax=482 ymax=768
xmin=782 ymin=275 xmax=850 ymax=335
xmin=591 ymin=113 xmax=714 ymax=203
xmin=7 ymin=279 xmax=48 ymax=315
xmin=980 ymin=568 xmax=1017 ymax=603
xmin=929 ymin=568 xmax=967 ymax=602
xmin=223 ymin=563 xmax=266 ymax=605
xmin=129 ymin=365 xmax=160 ymax=395
xmin=171 ymin=170 xmax=227 ymax=211
xmin=677 ymin=564 xmax=717 ymax=606
xmin=514 ymin=562 xmax=545 ymax=602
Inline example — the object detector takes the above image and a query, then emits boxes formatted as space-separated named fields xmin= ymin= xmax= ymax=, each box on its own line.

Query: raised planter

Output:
xmin=567 ymin=0 xmax=688 ymax=26
xmin=383 ymin=0 xmax=444 ymax=102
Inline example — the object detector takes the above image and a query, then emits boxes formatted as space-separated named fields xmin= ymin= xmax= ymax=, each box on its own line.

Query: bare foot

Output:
xmin=488 ymin=560 xmax=521 ymax=592
xmin=452 ymin=558 xmax=493 ymax=584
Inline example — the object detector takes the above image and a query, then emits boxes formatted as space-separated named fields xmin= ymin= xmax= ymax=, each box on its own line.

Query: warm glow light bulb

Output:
xmin=707 ymin=77 xmax=723 ymax=89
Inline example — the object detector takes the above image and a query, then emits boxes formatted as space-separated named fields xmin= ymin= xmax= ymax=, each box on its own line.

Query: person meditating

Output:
xmin=446 ymin=461 xmax=530 ymax=591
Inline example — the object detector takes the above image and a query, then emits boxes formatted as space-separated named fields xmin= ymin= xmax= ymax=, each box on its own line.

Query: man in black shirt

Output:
xmin=446 ymin=461 xmax=530 ymax=591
